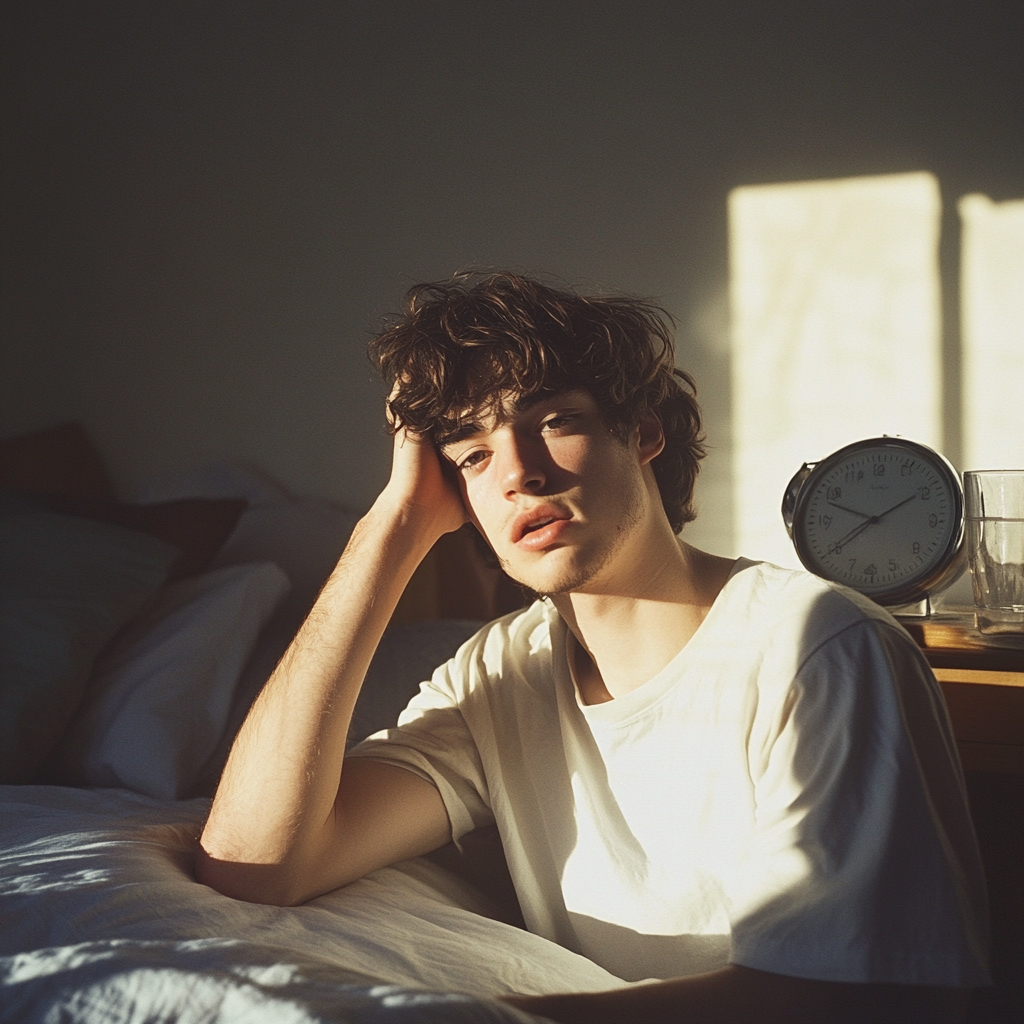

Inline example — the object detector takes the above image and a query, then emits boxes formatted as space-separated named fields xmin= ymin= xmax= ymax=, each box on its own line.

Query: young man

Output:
xmin=198 ymin=272 xmax=989 ymax=1023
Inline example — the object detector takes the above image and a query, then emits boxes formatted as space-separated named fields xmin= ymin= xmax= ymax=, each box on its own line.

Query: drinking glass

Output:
xmin=964 ymin=470 xmax=1024 ymax=635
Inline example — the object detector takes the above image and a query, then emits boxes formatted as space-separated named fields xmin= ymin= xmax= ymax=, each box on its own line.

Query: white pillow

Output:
xmin=215 ymin=500 xmax=360 ymax=593
xmin=135 ymin=461 xmax=360 ymax=594
xmin=56 ymin=562 xmax=290 ymax=799
xmin=135 ymin=461 xmax=290 ymax=507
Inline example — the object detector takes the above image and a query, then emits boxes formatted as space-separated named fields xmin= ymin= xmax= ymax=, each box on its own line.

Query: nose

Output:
xmin=500 ymin=435 xmax=546 ymax=498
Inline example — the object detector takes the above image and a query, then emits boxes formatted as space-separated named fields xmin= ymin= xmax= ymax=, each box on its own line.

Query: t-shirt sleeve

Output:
xmin=347 ymin=643 xmax=496 ymax=847
xmin=729 ymin=618 xmax=990 ymax=987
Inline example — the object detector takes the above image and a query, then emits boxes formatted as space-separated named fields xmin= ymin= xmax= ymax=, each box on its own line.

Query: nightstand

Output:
xmin=901 ymin=610 xmax=1024 ymax=774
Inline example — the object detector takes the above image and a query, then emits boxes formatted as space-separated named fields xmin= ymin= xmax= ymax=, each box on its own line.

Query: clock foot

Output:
xmin=890 ymin=595 xmax=933 ymax=619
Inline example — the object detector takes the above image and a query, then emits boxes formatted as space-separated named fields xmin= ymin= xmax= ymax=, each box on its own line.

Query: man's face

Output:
xmin=440 ymin=390 xmax=661 ymax=595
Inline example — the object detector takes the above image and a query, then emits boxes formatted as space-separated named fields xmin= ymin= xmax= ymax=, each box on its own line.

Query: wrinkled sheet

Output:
xmin=0 ymin=786 xmax=624 ymax=1023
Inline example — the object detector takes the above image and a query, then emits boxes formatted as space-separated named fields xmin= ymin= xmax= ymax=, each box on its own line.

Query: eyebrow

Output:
xmin=440 ymin=421 xmax=485 ymax=448
xmin=512 ymin=391 xmax=563 ymax=415
xmin=439 ymin=390 xmax=586 ymax=450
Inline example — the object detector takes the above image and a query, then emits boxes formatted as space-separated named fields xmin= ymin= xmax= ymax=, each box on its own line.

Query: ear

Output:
xmin=636 ymin=410 xmax=666 ymax=466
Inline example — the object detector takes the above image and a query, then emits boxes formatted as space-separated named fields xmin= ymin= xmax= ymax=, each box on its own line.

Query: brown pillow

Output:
xmin=1 ymin=422 xmax=246 ymax=579
xmin=0 ymin=422 xmax=116 ymax=500
xmin=37 ymin=494 xmax=248 ymax=581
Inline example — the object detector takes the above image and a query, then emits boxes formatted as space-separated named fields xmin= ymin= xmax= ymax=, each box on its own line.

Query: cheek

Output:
xmin=459 ymin=477 xmax=493 ymax=534
xmin=568 ymin=434 xmax=635 ymax=484
xmin=548 ymin=434 xmax=595 ymax=477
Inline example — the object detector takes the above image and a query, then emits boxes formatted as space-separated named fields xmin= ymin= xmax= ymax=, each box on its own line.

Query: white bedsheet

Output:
xmin=0 ymin=786 xmax=624 ymax=1023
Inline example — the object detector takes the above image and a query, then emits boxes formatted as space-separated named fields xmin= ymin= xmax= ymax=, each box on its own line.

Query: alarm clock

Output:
xmin=782 ymin=437 xmax=966 ymax=607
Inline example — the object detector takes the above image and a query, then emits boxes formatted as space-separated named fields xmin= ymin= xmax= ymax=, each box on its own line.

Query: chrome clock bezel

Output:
xmin=782 ymin=437 xmax=966 ymax=606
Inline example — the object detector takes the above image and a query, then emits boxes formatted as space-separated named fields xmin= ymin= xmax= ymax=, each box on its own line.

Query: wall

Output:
xmin=2 ymin=1 xmax=1021 ymax=556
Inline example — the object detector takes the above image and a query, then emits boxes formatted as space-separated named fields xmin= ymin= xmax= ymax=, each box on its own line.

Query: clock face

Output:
xmin=789 ymin=439 xmax=964 ymax=604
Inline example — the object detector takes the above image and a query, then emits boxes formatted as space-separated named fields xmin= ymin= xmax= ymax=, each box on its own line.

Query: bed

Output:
xmin=0 ymin=423 xmax=625 ymax=1023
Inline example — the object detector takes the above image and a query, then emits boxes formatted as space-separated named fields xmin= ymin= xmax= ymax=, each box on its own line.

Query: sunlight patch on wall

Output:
xmin=959 ymin=194 xmax=1024 ymax=472
xmin=728 ymin=172 xmax=942 ymax=567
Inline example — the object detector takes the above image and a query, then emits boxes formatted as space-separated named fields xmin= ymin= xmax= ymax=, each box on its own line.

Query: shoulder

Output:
xmin=726 ymin=557 xmax=907 ymax=641
xmin=725 ymin=558 xmax=892 ymax=626
xmin=430 ymin=597 xmax=564 ymax=698
xmin=720 ymin=559 xmax=927 ymax=688
xmin=382 ymin=597 xmax=568 ymax=757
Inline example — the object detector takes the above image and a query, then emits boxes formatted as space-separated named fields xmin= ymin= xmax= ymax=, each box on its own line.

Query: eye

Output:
xmin=540 ymin=412 xmax=577 ymax=432
xmin=457 ymin=449 xmax=490 ymax=472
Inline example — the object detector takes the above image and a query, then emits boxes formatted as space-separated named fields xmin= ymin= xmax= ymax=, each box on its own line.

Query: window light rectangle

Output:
xmin=728 ymin=172 xmax=943 ymax=567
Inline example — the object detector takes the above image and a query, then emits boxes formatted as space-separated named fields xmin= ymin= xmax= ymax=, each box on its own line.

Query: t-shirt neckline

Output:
xmin=564 ymin=556 xmax=756 ymax=723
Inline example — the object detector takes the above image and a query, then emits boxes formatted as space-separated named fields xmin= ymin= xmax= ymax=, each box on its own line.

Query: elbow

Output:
xmin=194 ymin=842 xmax=313 ymax=907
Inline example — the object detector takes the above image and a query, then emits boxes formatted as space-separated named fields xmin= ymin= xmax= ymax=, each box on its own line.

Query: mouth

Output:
xmin=512 ymin=507 xmax=573 ymax=547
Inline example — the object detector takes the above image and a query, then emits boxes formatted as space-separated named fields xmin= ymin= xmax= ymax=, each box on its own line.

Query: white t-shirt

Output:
xmin=349 ymin=559 xmax=990 ymax=987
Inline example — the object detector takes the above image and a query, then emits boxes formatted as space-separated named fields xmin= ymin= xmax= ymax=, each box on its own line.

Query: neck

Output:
xmin=551 ymin=534 xmax=735 ymax=704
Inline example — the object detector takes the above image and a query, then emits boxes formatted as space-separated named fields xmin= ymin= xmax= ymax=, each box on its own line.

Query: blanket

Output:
xmin=0 ymin=786 xmax=625 ymax=1023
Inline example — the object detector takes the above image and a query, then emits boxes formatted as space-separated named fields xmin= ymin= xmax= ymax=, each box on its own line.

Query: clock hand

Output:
xmin=827 ymin=500 xmax=873 ymax=519
xmin=829 ymin=517 xmax=876 ymax=552
xmin=827 ymin=492 xmax=920 ymax=553
xmin=872 ymin=492 xmax=919 ymax=521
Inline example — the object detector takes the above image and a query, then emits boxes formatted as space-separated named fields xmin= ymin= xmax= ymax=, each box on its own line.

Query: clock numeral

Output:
xmin=864 ymin=563 xmax=878 ymax=576
xmin=873 ymin=464 xmax=885 ymax=477
xmin=819 ymin=513 xmax=832 ymax=529
xmin=888 ymin=559 xmax=898 ymax=571
xmin=912 ymin=542 xmax=921 ymax=554
xmin=848 ymin=559 xmax=857 ymax=572
xmin=918 ymin=486 xmax=931 ymax=500
xmin=928 ymin=513 xmax=938 ymax=528
xmin=827 ymin=486 xmax=842 ymax=500
xmin=901 ymin=464 xmax=913 ymax=476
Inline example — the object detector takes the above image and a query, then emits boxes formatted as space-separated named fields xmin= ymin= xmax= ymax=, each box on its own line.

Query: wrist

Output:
xmin=356 ymin=495 xmax=449 ymax=563
xmin=501 ymin=992 xmax=606 ymax=1024
xmin=370 ymin=486 xmax=465 ymax=543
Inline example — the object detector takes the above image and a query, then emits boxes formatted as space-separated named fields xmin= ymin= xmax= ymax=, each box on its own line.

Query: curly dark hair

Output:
xmin=368 ymin=271 xmax=705 ymax=533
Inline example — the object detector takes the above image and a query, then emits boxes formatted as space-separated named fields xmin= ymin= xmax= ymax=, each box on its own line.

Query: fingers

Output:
xmin=381 ymin=377 xmax=469 ymax=532
xmin=385 ymin=377 xmax=416 ymax=434
xmin=385 ymin=380 xmax=401 ymax=430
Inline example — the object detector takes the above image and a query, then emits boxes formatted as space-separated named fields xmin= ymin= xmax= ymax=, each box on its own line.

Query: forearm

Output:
xmin=503 ymin=966 xmax=968 ymax=1024
xmin=506 ymin=968 xmax=777 ymax=1024
xmin=197 ymin=497 xmax=438 ymax=900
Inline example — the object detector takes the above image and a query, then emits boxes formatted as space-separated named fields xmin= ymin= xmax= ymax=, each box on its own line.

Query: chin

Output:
xmin=499 ymin=549 xmax=609 ymax=598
